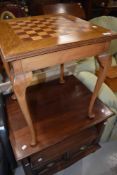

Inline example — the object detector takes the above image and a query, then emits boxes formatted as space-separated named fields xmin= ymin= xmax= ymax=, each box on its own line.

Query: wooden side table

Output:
xmin=0 ymin=14 xmax=117 ymax=146
xmin=6 ymin=75 xmax=114 ymax=175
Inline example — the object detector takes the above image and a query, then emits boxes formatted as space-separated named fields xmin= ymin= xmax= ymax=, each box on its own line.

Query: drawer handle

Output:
xmin=80 ymin=145 xmax=87 ymax=151
xmin=24 ymin=163 xmax=30 ymax=167
xmin=38 ymin=157 xmax=43 ymax=162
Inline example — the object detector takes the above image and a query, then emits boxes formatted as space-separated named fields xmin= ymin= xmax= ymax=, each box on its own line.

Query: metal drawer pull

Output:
xmin=80 ymin=145 xmax=87 ymax=151
xmin=38 ymin=158 xmax=43 ymax=162
xmin=25 ymin=163 xmax=30 ymax=167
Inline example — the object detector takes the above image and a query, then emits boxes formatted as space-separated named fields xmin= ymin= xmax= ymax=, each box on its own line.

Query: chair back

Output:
xmin=27 ymin=0 xmax=60 ymax=16
xmin=43 ymin=3 xmax=86 ymax=19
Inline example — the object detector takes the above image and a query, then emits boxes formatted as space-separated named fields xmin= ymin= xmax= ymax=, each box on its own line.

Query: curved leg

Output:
xmin=13 ymin=74 xmax=36 ymax=146
xmin=88 ymin=53 xmax=112 ymax=118
xmin=12 ymin=60 xmax=36 ymax=146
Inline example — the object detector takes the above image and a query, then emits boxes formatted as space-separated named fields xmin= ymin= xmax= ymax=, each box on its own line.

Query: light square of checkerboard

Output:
xmin=26 ymin=30 xmax=37 ymax=34
xmin=19 ymin=34 xmax=30 ymax=39
xmin=50 ymin=33 xmax=59 ymax=37
xmin=31 ymin=27 xmax=41 ymax=31
xmin=31 ymin=36 xmax=43 ymax=40
xmin=21 ymin=26 xmax=31 ymax=30
xmin=38 ymin=32 xmax=48 ymax=36
xmin=43 ymin=28 xmax=53 ymax=32
xmin=15 ymin=29 xmax=25 ymax=33
xmin=11 ymin=25 xmax=21 ymax=29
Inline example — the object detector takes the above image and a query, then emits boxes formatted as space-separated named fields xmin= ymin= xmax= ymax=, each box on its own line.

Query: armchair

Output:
xmin=73 ymin=16 xmax=117 ymax=142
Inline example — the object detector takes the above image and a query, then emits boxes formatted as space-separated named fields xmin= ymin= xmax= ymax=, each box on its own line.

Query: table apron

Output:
xmin=19 ymin=42 xmax=110 ymax=73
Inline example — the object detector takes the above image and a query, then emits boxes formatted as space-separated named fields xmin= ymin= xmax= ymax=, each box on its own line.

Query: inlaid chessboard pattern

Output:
xmin=7 ymin=16 xmax=92 ymax=41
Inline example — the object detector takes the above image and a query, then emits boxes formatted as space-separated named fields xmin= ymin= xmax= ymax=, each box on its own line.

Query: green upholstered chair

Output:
xmin=74 ymin=16 xmax=117 ymax=142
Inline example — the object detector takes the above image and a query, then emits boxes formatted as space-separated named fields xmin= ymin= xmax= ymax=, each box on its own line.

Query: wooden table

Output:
xmin=6 ymin=76 xmax=114 ymax=175
xmin=0 ymin=14 xmax=116 ymax=146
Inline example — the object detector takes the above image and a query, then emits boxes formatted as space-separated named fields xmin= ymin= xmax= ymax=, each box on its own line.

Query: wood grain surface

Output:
xmin=0 ymin=14 xmax=116 ymax=61
xmin=6 ymin=76 xmax=113 ymax=160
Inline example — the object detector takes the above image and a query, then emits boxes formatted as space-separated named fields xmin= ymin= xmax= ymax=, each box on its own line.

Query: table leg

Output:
xmin=12 ymin=60 xmax=36 ymax=146
xmin=13 ymin=74 xmax=36 ymax=146
xmin=60 ymin=64 xmax=65 ymax=84
xmin=88 ymin=53 xmax=112 ymax=118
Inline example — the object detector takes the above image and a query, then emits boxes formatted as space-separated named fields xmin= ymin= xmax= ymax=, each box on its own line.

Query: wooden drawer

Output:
xmin=33 ymin=144 xmax=100 ymax=175
xmin=30 ymin=126 xmax=98 ymax=170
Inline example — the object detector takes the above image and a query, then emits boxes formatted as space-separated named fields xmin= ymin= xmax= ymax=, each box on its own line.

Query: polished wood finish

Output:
xmin=26 ymin=0 xmax=94 ymax=20
xmin=6 ymin=76 xmax=113 ymax=174
xmin=0 ymin=14 xmax=116 ymax=145
xmin=89 ymin=53 xmax=112 ymax=118
xmin=43 ymin=3 xmax=86 ymax=19
xmin=106 ymin=66 xmax=117 ymax=78
xmin=27 ymin=0 xmax=60 ymax=16
xmin=0 ymin=14 xmax=116 ymax=61
xmin=43 ymin=3 xmax=86 ymax=83
xmin=60 ymin=64 xmax=65 ymax=84
xmin=104 ymin=77 xmax=117 ymax=92
xmin=13 ymin=60 xmax=36 ymax=146
xmin=96 ymin=66 xmax=117 ymax=92
xmin=20 ymin=42 xmax=109 ymax=72
xmin=22 ymin=144 xmax=100 ymax=175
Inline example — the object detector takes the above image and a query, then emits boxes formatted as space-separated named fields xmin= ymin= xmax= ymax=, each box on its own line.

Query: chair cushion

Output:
xmin=74 ymin=57 xmax=96 ymax=75
xmin=75 ymin=71 xmax=117 ymax=110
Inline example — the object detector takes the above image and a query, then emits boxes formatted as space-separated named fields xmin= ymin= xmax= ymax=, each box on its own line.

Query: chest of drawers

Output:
xmin=6 ymin=75 xmax=113 ymax=175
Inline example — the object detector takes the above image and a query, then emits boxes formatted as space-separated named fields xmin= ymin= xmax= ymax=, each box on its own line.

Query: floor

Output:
xmin=15 ymin=141 xmax=117 ymax=175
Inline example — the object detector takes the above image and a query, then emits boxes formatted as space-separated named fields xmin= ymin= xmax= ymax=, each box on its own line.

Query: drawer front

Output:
xmin=31 ymin=144 xmax=100 ymax=175
xmin=21 ymin=42 xmax=107 ymax=72
xmin=30 ymin=127 xmax=98 ymax=169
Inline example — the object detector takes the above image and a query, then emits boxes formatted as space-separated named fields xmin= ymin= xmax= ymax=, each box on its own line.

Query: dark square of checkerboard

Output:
xmin=29 ymin=33 xmax=39 ymax=37
xmin=47 ymin=31 xmax=56 ymax=34
xmin=23 ymin=37 xmax=32 ymax=41
xmin=10 ymin=23 xmax=18 ymax=26
xmin=29 ymin=25 xmax=38 ymax=28
xmin=41 ymin=35 xmax=51 ymax=38
xmin=22 ymin=28 xmax=32 ymax=31
xmin=34 ymin=29 xmax=44 ymax=32
xmin=16 ymin=32 xmax=27 ymax=35
xmin=24 ymin=21 xmax=32 ymax=24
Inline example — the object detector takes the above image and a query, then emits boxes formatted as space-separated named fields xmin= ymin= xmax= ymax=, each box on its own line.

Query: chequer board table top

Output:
xmin=0 ymin=14 xmax=117 ymax=62
xmin=0 ymin=14 xmax=117 ymax=146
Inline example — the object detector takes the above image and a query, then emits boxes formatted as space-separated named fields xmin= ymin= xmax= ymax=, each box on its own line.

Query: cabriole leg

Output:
xmin=12 ymin=61 xmax=36 ymax=146
xmin=88 ymin=53 xmax=112 ymax=118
